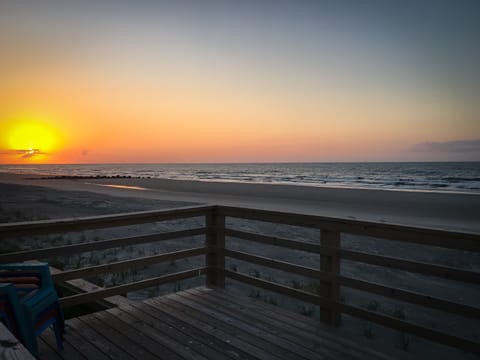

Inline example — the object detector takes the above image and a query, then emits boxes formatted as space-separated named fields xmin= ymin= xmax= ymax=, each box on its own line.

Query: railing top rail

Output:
xmin=221 ymin=206 xmax=480 ymax=251
xmin=1 ymin=204 xmax=478 ymax=251
xmin=0 ymin=227 xmax=206 ymax=264
xmin=0 ymin=205 xmax=215 ymax=237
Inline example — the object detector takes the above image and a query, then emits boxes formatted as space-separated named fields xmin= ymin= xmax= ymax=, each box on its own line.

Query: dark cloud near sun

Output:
xmin=411 ymin=140 xmax=480 ymax=153
xmin=0 ymin=149 xmax=47 ymax=158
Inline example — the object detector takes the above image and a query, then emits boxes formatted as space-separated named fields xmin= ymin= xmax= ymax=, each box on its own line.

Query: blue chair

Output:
xmin=0 ymin=263 xmax=65 ymax=356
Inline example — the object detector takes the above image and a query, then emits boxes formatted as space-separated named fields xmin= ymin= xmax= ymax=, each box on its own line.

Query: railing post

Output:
xmin=319 ymin=229 xmax=341 ymax=326
xmin=206 ymin=207 xmax=225 ymax=288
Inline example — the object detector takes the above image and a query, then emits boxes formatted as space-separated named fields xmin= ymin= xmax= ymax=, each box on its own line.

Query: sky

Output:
xmin=0 ymin=0 xmax=479 ymax=163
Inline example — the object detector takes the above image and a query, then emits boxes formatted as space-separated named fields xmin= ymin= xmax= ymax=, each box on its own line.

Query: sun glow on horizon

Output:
xmin=0 ymin=114 xmax=63 ymax=163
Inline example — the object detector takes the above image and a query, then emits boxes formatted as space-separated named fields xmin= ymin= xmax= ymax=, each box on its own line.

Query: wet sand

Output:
xmin=1 ymin=172 xmax=479 ymax=232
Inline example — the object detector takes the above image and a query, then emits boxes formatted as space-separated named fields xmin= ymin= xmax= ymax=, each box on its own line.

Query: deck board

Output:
xmin=40 ymin=329 xmax=86 ymax=360
xmin=190 ymin=288 xmax=390 ymax=360
xmin=152 ymin=294 xmax=294 ymax=359
xmin=128 ymin=300 xmax=254 ymax=360
xmin=107 ymin=306 xmax=188 ymax=360
xmin=79 ymin=313 xmax=158 ymax=360
xmin=127 ymin=302 xmax=239 ymax=360
xmin=0 ymin=322 xmax=36 ymax=360
xmin=100 ymin=308 xmax=183 ymax=360
xmin=163 ymin=292 xmax=316 ymax=360
xmin=146 ymin=296 xmax=277 ymax=360
xmin=37 ymin=287 xmax=412 ymax=360
xmin=116 ymin=303 xmax=212 ymax=360
xmin=180 ymin=289 xmax=354 ymax=360
xmin=196 ymin=288 xmax=406 ymax=360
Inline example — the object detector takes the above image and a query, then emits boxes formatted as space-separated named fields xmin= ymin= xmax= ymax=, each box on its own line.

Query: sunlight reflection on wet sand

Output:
xmin=85 ymin=183 xmax=148 ymax=191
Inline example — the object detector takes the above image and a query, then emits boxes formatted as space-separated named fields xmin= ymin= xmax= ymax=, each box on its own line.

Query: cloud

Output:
xmin=411 ymin=139 xmax=480 ymax=153
xmin=0 ymin=149 xmax=47 ymax=158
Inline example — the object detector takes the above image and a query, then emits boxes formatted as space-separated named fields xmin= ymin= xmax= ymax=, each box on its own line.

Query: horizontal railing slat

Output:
xmin=224 ymin=249 xmax=480 ymax=318
xmin=53 ymin=247 xmax=207 ymax=282
xmin=226 ymin=228 xmax=321 ymax=253
xmin=226 ymin=228 xmax=480 ymax=283
xmin=223 ymin=206 xmax=480 ymax=251
xmin=0 ymin=205 xmax=213 ymax=237
xmin=224 ymin=270 xmax=480 ymax=352
xmin=60 ymin=267 xmax=207 ymax=308
xmin=341 ymin=249 xmax=480 ymax=284
xmin=0 ymin=228 xmax=207 ymax=263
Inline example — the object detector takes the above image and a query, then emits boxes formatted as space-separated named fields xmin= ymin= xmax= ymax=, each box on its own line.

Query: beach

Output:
xmin=1 ymin=172 xmax=479 ymax=232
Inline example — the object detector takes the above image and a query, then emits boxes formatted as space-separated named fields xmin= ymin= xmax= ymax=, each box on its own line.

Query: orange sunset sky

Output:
xmin=1 ymin=1 xmax=479 ymax=164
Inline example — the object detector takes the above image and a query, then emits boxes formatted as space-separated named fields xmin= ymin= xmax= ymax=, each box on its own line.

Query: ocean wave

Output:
xmin=1 ymin=162 xmax=480 ymax=194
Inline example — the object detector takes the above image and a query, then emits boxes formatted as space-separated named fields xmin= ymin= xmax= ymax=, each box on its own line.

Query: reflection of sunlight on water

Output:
xmin=86 ymin=183 xmax=148 ymax=191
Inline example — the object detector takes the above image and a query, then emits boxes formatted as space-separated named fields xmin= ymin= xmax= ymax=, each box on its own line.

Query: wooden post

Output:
xmin=206 ymin=207 xmax=225 ymax=288
xmin=319 ymin=229 xmax=341 ymax=326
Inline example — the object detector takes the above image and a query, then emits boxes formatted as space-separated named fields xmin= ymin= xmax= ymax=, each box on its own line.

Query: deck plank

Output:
xmin=194 ymin=287 xmax=411 ymax=360
xmin=150 ymin=294 xmax=288 ymax=360
xmin=36 ymin=287 xmax=417 ymax=359
xmin=40 ymin=329 xmax=86 ymax=360
xmin=68 ymin=317 xmax=134 ymax=360
xmin=128 ymin=300 xmax=254 ymax=360
xmin=181 ymin=289 xmax=354 ymax=360
xmin=79 ymin=312 xmax=159 ymax=360
xmin=98 ymin=309 xmax=183 ymax=360
xmin=38 ymin=338 xmax=64 ymax=360
xmin=190 ymin=288 xmax=376 ymax=359
xmin=145 ymin=297 xmax=278 ymax=360
xmin=0 ymin=322 xmax=36 ymax=360
xmin=171 ymin=291 xmax=326 ymax=360
xmin=127 ymin=302 xmax=244 ymax=360
xmin=118 ymin=303 xmax=221 ymax=360
xmin=53 ymin=319 xmax=111 ymax=360
xmin=109 ymin=305 xmax=210 ymax=360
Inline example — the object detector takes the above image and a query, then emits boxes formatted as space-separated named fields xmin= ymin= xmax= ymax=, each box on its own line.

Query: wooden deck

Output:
xmin=37 ymin=287 xmax=408 ymax=360
xmin=3 ymin=205 xmax=477 ymax=357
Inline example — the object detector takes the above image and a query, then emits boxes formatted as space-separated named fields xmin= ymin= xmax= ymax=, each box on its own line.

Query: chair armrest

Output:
xmin=0 ymin=263 xmax=48 ymax=272
xmin=20 ymin=288 xmax=58 ymax=308
xmin=0 ymin=263 xmax=53 ymax=288
xmin=0 ymin=283 xmax=18 ymax=298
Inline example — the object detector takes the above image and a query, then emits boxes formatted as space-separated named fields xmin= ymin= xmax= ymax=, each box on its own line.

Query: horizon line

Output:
xmin=1 ymin=160 xmax=480 ymax=166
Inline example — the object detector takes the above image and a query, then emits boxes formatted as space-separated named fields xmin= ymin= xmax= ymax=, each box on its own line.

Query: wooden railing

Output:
xmin=0 ymin=205 xmax=214 ymax=307
xmin=0 ymin=205 xmax=478 ymax=352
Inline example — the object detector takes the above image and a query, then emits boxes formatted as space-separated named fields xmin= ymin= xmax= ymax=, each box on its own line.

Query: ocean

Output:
xmin=1 ymin=162 xmax=480 ymax=193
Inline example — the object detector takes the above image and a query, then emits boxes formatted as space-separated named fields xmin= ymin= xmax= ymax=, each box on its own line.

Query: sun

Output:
xmin=1 ymin=114 xmax=62 ymax=162
xmin=9 ymin=122 xmax=57 ymax=151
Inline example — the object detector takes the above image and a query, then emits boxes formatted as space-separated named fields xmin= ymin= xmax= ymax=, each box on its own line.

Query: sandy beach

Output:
xmin=1 ymin=172 xmax=479 ymax=232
